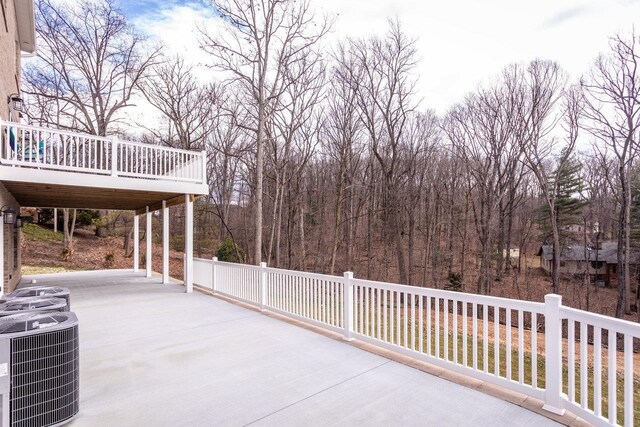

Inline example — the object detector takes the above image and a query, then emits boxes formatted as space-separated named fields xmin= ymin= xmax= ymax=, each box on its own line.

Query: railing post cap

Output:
xmin=212 ymin=256 xmax=218 ymax=262
xmin=544 ymin=294 xmax=562 ymax=303
xmin=343 ymin=271 xmax=354 ymax=279
xmin=260 ymin=262 xmax=267 ymax=268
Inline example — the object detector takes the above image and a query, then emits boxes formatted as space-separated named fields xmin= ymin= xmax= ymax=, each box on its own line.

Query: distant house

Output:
xmin=536 ymin=242 xmax=638 ymax=287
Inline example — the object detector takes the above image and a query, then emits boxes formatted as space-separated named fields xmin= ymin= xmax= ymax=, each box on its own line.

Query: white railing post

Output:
xmin=542 ymin=294 xmax=565 ymax=416
xmin=212 ymin=257 xmax=218 ymax=295
xmin=111 ymin=136 xmax=118 ymax=176
xmin=259 ymin=262 xmax=267 ymax=311
xmin=343 ymin=271 xmax=354 ymax=341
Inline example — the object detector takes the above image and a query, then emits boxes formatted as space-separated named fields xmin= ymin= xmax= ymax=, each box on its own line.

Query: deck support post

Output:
xmin=133 ymin=214 xmax=139 ymax=273
xmin=146 ymin=206 xmax=152 ymax=278
xmin=53 ymin=208 xmax=57 ymax=233
xmin=184 ymin=194 xmax=193 ymax=293
xmin=162 ymin=200 xmax=169 ymax=284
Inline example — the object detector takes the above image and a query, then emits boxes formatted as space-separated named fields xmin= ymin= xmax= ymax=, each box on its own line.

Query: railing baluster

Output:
xmin=396 ymin=291 xmax=400 ymax=346
xmin=435 ymin=297 xmax=440 ymax=358
xmin=483 ymin=304 xmax=488 ymax=373
xmin=472 ymin=303 xmax=477 ymax=370
xmin=568 ymin=319 xmax=575 ymax=402
xmin=444 ymin=298 xmax=449 ymax=360
xmin=608 ymin=330 xmax=616 ymax=425
xmin=364 ymin=284 xmax=370 ymax=335
xmin=411 ymin=293 xmax=416 ymax=351
xmin=453 ymin=300 xmax=458 ymax=363
xmin=494 ymin=306 xmax=500 ymax=377
xmin=462 ymin=301 xmax=467 ymax=366
xmin=383 ymin=289 xmax=388 ymax=343
xmin=506 ymin=308 xmax=511 ymax=380
xmin=624 ymin=334 xmax=633 ymax=426
xmin=419 ymin=295 xmax=424 ymax=352
xmin=531 ymin=313 xmax=537 ymax=388
xmin=377 ymin=287 xmax=381 ymax=339
xmin=403 ymin=292 xmax=408 ymax=348
xmin=580 ymin=322 xmax=588 ymax=409
xmin=518 ymin=310 xmax=524 ymax=383
xmin=594 ymin=326 xmax=602 ymax=417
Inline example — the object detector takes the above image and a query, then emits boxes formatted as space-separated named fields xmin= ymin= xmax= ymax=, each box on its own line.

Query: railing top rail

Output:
xmin=194 ymin=257 xmax=213 ymax=264
xmin=265 ymin=266 xmax=342 ymax=282
xmin=117 ymin=138 xmax=204 ymax=156
xmin=0 ymin=120 xmax=111 ymax=142
xmin=560 ymin=305 xmax=640 ymax=337
xmin=214 ymin=260 xmax=262 ymax=270
xmin=351 ymin=277 xmax=545 ymax=312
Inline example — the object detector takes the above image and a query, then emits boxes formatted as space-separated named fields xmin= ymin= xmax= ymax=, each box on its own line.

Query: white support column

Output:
xmin=53 ymin=208 xmax=57 ymax=233
xmin=0 ymin=221 xmax=4 ymax=297
xmin=162 ymin=200 xmax=169 ymax=284
xmin=133 ymin=214 xmax=139 ymax=273
xmin=184 ymin=194 xmax=193 ymax=293
xmin=146 ymin=206 xmax=152 ymax=278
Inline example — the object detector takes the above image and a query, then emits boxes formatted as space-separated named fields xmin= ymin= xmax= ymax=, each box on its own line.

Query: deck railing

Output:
xmin=0 ymin=121 xmax=206 ymax=184
xmin=194 ymin=257 xmax=639 ymax=427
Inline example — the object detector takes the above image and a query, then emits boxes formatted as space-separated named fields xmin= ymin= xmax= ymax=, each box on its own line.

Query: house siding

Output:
xmin=0 ymin=0 xmax=24 ymax=292
xmin=0 ymin=0 xmax=21 ymax=121
xmin=0 ymin=182 xmax=21 ymax=293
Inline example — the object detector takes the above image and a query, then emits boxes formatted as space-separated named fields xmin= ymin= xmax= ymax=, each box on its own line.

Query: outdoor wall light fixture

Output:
xmin=14 ymin=215 xmax=23 ymax=228
xmin=0 ymin=206 xmax=17 ymax=225
xmin=7 ymin=94 xmax=24 ymax=113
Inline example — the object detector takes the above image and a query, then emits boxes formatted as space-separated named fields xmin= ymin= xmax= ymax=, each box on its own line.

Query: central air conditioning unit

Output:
xmin=1 ymin=287 xmax=71 ymax=310
xmin=0 ymin=312 xmax=79 ymax=427
xmin=0 ymin=298 xmax=68 ymax=317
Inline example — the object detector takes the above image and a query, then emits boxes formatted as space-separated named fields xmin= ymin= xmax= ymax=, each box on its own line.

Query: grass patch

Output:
xmin=21 ymin=265 xmax=82 ymax=275
xmin=22 ymin=223 xmax=62 ymax=243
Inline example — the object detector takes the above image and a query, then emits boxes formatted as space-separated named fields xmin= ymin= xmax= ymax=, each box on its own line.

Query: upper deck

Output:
xmin=0 ymin=121 xmax=208 ymax=210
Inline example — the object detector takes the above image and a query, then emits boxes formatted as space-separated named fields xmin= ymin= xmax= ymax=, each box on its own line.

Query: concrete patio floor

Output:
xmin=20 ymin=270 xmax=560 ymax=427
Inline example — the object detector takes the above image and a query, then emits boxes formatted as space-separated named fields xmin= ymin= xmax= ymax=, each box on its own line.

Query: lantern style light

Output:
xmin=7 ymin=94 xmax=24 ymax=112
xmin=1 ymin=207 xmax=17 ymax=225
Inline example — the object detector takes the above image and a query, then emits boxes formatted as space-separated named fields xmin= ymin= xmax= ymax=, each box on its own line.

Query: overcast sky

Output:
xmin=125 ymin=0 xmax=640 ymax=114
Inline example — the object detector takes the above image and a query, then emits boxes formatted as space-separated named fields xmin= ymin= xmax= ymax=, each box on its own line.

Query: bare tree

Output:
xmin=24 ymin=0 xmax=159 ymax=254
xmin=200 ymin=0 xmax=331 ymax=264
xmin=519 ymin=60 xmax=570 ymax=294
xmin=582 ymin=32 xmax=640 ymax=317
xmin=350 ymin=19 xmax=420 ymax=285
xmin=139 ymin=55 xmax=216 ymax=150
xmin=24 ymin=0 xmax=159 ymax=135
xmin=445 ymin=73 xmax=523 ymax=295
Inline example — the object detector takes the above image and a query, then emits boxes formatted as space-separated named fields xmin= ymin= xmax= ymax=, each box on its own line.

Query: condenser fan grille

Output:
xmin=10 ymin=325 xmax=79 ymax=426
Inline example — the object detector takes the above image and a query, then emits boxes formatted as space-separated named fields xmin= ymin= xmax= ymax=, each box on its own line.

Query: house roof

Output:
xmin=15 ymin=0 xmax=36 ymax=54
xmin=537 ymin=242 xmax=639 ymax=264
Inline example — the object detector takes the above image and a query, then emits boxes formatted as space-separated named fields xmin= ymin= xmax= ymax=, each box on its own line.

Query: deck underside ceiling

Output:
xmin=1 ymin=180 xmax=187 ymax=211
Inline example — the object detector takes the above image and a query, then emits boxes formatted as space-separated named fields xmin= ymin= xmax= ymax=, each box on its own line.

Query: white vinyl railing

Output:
xmin=0 ymin=121 xmax=206 ymax=184
xmin=193 ymin=257 xmax=639 ymax=427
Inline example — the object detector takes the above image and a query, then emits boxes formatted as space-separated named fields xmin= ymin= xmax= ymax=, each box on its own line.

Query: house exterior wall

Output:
xmin=0 ymin=182 xmax=21 ymax=293
xmin=0 ymin=0 xmax=22 ymax=121
xmin=539 ymin=256 xmax=605 ymax=276
xmin=0 ymin=0 xmax=24 ymax=292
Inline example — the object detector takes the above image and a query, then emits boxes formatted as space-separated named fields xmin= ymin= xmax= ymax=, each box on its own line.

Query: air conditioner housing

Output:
xmin=0 ymin=297 xmax=67 ymax=317
xmin=1 ymin=287 xmax=71 ymax=310
xmin=0 ymin=312 xmax=79 ymax=426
